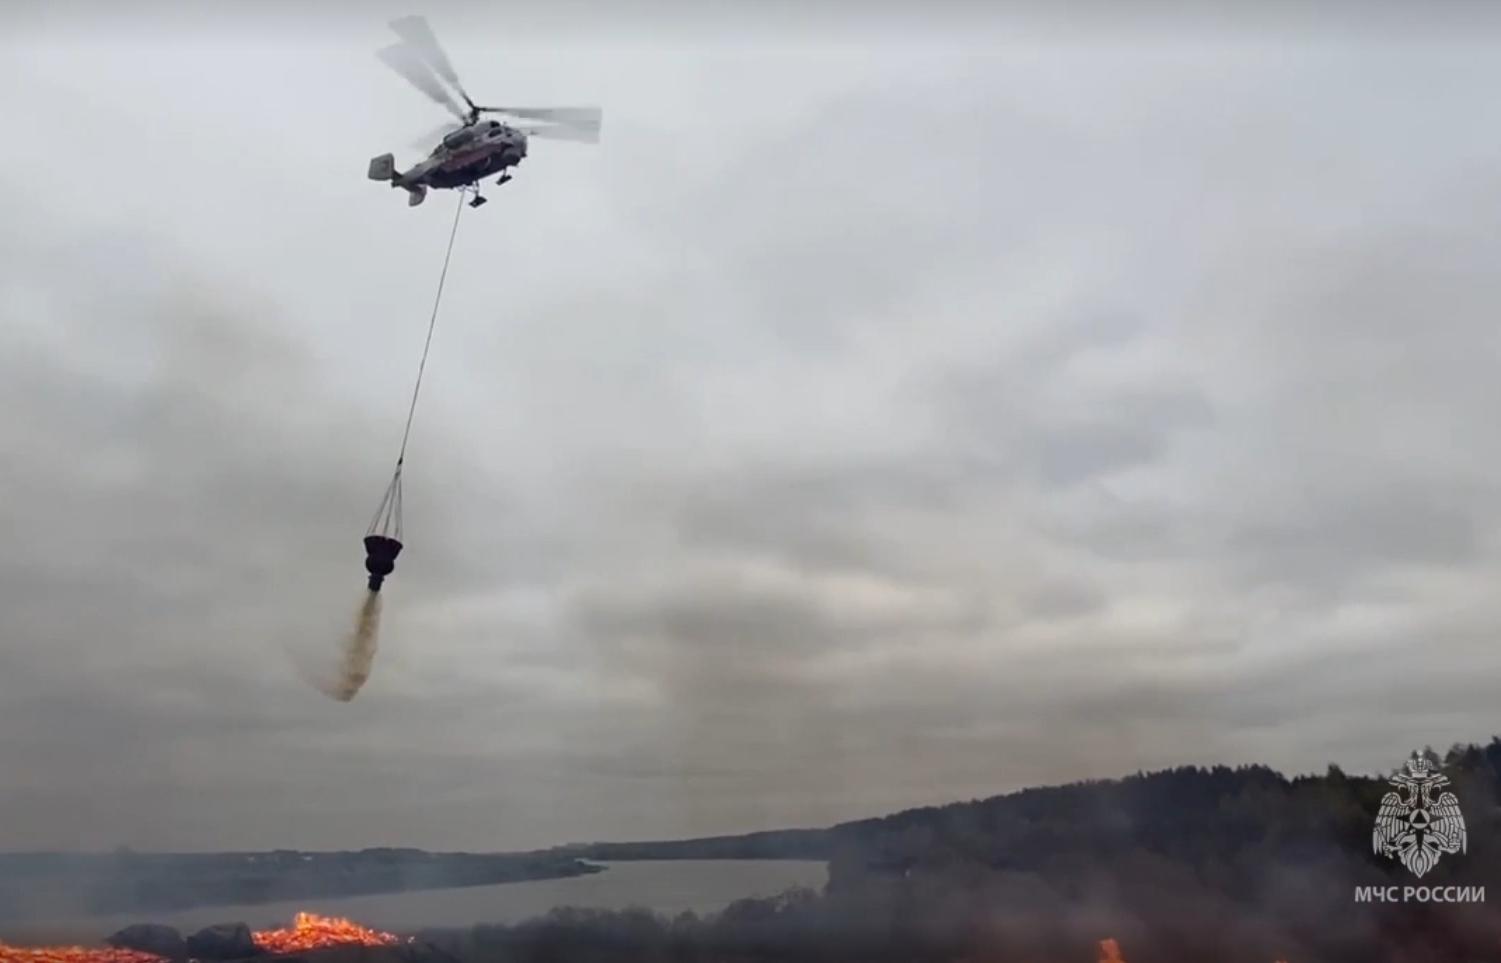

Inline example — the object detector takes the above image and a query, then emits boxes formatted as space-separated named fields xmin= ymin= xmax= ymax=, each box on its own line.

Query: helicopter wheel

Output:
xmin=460 ymin=184 xmax=487 ymax=208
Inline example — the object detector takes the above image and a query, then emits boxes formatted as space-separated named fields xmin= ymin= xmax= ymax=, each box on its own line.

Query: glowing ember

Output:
xmin=0 ymin=945 xmax=163 ymax=963
xmin=0 ymin=928 xmax=1296 ymax=963
xmin=1095 ymin=938 xmax=1286 ymax=963
xmin=253 ymin=912 xmax=402 ymax=954
xmin=0 ymin=913 xmax=404 ymax=963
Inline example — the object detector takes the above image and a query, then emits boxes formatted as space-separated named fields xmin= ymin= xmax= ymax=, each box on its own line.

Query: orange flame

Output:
xmin=253 ymin=911 xmax=402 ymax=954
xmin=1095 ymin=938 xmax=1287 ymax=963
xmin=0 ymin=913 xmax=403 ymax=963
xmin=0 ymin=946 xmax=163 ymax=963
xmin=0 ymin=928 xmax=1298 ymax=963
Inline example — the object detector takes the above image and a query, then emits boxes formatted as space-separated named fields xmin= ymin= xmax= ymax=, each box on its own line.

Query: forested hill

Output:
xmin=567 ymin=738 xmax=1501 ymax=878
xmin=563 ymin=828 xmax=834 ymax=861
xmin=515 ymin=741 xmax=1501 ymax=962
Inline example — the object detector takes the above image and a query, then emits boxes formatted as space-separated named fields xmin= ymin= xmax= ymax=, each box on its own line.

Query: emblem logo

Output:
xmin=1372 ymin=755 xmax=1467 ymax=878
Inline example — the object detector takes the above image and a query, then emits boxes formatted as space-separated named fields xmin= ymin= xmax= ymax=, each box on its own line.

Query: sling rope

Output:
xmin=400 ymin=189 xmax=467 ymax=466
xmin=368 ymin=189 xmax=468 ymax=541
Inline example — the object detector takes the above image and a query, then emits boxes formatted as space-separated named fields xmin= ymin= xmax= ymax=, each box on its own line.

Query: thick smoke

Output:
xmin=318 ymin=591 xmax=383 ymax=702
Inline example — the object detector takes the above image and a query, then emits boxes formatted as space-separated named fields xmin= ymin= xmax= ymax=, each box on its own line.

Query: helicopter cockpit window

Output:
xmin=444 ymin=130 xmax=474 ymax=148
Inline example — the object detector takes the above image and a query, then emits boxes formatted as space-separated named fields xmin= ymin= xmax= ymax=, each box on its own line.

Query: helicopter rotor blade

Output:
xmin=477 ymin=106 xmax=603 ymax=144
xmin=518 ymin=121 xmax=603 ymax=144
xmin=377 ymin=42 xmax=467 ymax=122
xmin=389 ymin=15 xmax=472 ymax=106
xmin=477 ymin=106 xmax=602 ymax=129
xmin=410 ymin=121 xmax=465 ymax=150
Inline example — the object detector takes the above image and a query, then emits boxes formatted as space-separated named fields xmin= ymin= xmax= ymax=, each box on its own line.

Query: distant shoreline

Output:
xmin=0 ymin=849 xmax=606 ymax=923
xmin=0 ymin=834 xmax=840 ymax=928
xmin=0 ymin=859 xmax=832 ymax=949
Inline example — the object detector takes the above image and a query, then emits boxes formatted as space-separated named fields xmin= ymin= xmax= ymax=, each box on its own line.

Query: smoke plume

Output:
xmin=319 ymin=591 xmax=383 ymax=702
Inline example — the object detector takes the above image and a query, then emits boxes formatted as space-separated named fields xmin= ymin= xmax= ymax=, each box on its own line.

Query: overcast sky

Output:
xmin=3 ymin=2 xmax=1501 ymax=853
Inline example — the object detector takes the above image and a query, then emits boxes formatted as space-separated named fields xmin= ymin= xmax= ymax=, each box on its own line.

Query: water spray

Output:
xmin=320 ymin=194 xmax=466 ymax=702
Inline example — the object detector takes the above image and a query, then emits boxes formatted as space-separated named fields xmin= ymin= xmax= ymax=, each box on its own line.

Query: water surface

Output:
xmin=1 ymin=860 xmax=828 ymax=945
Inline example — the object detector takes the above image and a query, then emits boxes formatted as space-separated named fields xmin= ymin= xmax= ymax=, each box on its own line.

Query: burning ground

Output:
xmin=0 ymin=913 xmax=404 ymax=963
xmin=0 ymin=912 xmax=1253 ymax=963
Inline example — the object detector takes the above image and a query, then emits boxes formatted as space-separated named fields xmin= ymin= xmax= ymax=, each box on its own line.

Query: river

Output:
xmin=0 ymin=860 xmax=829 ymax=946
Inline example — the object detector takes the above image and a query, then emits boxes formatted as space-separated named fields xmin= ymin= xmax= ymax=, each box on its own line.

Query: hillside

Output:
xmin=10 ymin=742 xmax=1500 ymax=961
xmin=570 ymin=741 xmax=1498 ymax=881
xmin=523 ymin=740 xmax=1501 ymax=962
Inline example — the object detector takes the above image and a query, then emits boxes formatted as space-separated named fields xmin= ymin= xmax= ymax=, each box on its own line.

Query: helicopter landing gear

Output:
xmin=496 ymin=172 xmax=513 ymax=187
xmin=462 ymin=184 xmax=487 ymax=208
xmin=469 ymin=194 xmax=488 ymax=208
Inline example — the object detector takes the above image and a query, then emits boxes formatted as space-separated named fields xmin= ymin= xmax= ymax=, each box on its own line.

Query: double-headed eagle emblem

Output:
xmin=1372 ymin=756 xmax=1467 ymax=878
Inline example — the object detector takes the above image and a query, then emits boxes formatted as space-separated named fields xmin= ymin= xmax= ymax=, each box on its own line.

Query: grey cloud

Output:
xmin=1019 ymin=579 xmax=1107 ymax=621
xmin=4 ymin=15 xmax=1501 ymax=854
xmin=929 ymin=326 xmax=1219 ymax=491
xmin=661 ymin=457 xmax=971 ymax=580
xmin=571 ymin=566 xmax=989 ymax=680
xmin=1228 ymin=480 xmax=1485 ymax=589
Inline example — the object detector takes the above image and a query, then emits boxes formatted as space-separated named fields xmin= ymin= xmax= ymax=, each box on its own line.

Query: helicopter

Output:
xmin=368 ymin=15 xmax=602 ymax=209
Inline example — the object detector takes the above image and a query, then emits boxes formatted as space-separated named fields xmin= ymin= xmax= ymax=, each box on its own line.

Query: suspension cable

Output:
xmin=368 ymin=464 xmax=403 ymax=538
xmin=368 ymin=189 xmax=467 ymax=542
xmin=396 ymin=190 xmax=466 ymax=467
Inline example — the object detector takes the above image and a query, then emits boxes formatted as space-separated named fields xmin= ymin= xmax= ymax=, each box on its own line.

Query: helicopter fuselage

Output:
xmin=417 ymin=120 xmax=528 ymax=186
xmin=371 ymin=15 xmax=599 ymax=209
xmin=372 ymin=120 xmax=528 ymax=205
